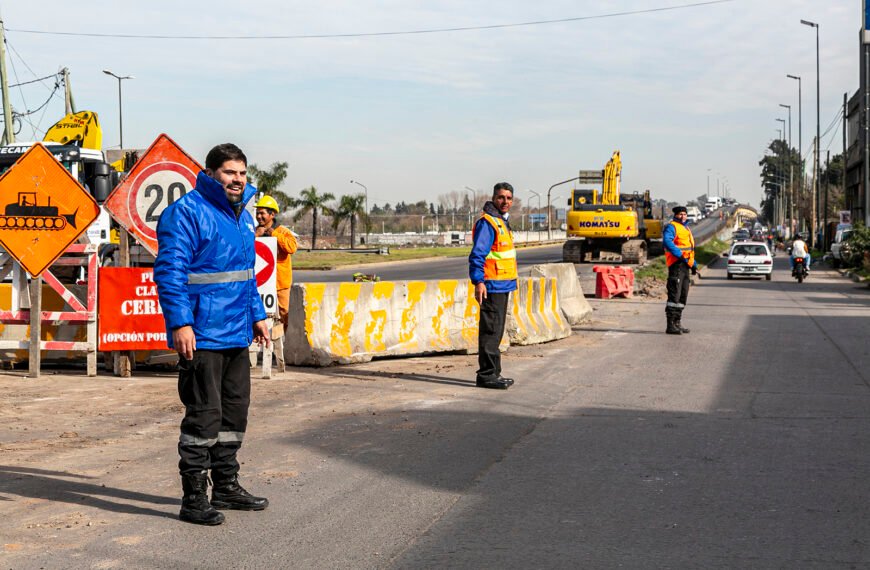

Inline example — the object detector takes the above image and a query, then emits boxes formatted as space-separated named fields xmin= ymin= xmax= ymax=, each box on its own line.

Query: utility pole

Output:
xmin=0 ymin=19 xmax=15 ymax=145
xmin=824 ymin=150 xmax=830 ymax=249
xmin=787 ymin=74 xmax=802 ymax=231
xmin=811 ymin=137 xmax=818 ymax=246
xmin=62 ymin=67 xmax=75 ymax=114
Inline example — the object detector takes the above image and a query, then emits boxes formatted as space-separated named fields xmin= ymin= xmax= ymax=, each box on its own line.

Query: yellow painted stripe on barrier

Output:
xmin=302 ymin=283 xmax=327 ymax=347
xmin=537 ymin=278 xmax=551 ymax=330
xmin=525 ymin=279 xmax=539 ymax=333
xmin=399 ymin=281 xmax=426 ymax=350
xmin=364 ymin=281 xmax=395 ymax=353
xmin=462 ymin=281 xmax=479 ymax=346
xmin=511 ymin=289 xmax=526 ymax=338
xmin=330 ymin=283 xmax=362 ymax=358
xmin=430 ymin=280 xmax=457 ymax=350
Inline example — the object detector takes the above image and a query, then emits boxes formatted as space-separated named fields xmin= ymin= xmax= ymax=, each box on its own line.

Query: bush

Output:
xmin=844 ymin=223 xmax=870 ymax=268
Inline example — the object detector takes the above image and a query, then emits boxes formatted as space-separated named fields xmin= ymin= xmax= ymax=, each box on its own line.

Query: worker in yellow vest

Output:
xmin=468 ymin=182 xmax=517 ymax=389
xmin=663 ymin=205 xmax=699 ymax=334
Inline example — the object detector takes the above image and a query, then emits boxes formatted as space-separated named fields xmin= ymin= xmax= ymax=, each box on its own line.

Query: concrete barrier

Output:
xmin=285 ymin=280 xmax=488 ymax=366
xmin=506 ymin=277 xmax=571 ymax=345
xmin=528 ymin=263 xmax=592 ymax=325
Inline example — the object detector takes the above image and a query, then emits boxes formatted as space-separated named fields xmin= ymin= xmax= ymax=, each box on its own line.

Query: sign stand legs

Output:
xmin=113 ymin=228 xmax=133 ymax=377
xmin=28 ymin=277 xmax=41 ymax=378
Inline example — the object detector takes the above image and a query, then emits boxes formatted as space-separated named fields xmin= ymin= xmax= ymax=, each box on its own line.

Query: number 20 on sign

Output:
xmin=103 ymin=134 xmax=202 ymax=256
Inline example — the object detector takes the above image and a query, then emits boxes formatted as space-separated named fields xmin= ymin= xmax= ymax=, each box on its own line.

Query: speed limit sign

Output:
xmin=103 ymin=134 xmax=202 ymax=255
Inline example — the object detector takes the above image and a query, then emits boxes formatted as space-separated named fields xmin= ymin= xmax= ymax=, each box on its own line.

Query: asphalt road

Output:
xmin=293 ymin=210 xmax=726 ymax=285
xmin=4 ymin=252 xmax=867 ymax=568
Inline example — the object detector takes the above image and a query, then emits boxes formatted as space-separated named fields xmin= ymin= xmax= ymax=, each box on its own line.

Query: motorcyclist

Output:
xmin=789 ymin=234 xmax=810 ymax=273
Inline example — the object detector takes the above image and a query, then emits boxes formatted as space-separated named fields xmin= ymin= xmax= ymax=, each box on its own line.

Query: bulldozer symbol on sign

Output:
xmin=0 ymin=192 xmax=78 ymax=231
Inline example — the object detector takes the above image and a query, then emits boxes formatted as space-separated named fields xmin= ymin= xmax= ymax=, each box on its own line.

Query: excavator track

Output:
xmin=620 ymin=239 xmax=647 ymax=265
xmin=0 ymin=216 xmax=67 ymax=230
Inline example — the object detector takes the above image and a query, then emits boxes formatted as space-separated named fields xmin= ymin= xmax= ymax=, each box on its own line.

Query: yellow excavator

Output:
xmin=561 ymin=151 xmax=662 ymax=265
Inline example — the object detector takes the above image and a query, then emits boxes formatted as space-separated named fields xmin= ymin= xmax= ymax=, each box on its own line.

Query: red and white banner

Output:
xmin=98 ymin=267 xmax=167 ymax=351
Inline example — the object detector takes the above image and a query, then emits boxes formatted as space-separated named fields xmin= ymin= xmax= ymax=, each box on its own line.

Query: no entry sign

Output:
xmin=103 ymin=134 xmax=201 ymax=256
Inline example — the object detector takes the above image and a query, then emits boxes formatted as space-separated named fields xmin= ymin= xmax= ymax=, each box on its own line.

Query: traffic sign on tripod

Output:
xmin=255 ymin=237 xmax=277 ymax=315
xmin=0 ymin=143 xmax=100 ymax=276
xmin=103 ymin=134 xmax=202 ymax=255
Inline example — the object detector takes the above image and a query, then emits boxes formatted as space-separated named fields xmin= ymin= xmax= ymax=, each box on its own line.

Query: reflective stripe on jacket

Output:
xmin=469 ymin=212 xmax=518 ymax=292
xmin=154 ymin=171 xmax=267 ymax=350
xmin=664 ymin=220 xmax=695 ymax=267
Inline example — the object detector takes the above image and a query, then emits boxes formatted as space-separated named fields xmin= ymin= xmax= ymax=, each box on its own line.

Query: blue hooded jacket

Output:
xmin=154 ymin=171 xmax=267 ymax=350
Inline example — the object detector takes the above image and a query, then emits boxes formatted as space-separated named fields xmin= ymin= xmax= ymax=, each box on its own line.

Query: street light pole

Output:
xmin=350 ymin=179 xmax=368 ymax=245
xmin=464 ymin=187 xmax=477 ymax=231
xmin=779 ymin=103 xmax=793 ymax=234
xmin=787 ymin=74 xmax=802 ymax=231
xmin=102 ymin=69 xmax=134 ymax=149
xmin=777 ymin=119 xmax=785 ymax=223
xmin=706 ymin=168 xmax=711 ymax=197
xmin=801 ymin=19 xmax=820 ymax=246
xmin=529 ymin=189 xmax=542 ymax=242
xmin=546 ymin=176 xmax=580 ymax=240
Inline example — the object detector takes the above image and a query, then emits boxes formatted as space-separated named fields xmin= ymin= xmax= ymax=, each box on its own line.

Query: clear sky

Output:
xmin=0 ymin=0 xmax=860 ymax=209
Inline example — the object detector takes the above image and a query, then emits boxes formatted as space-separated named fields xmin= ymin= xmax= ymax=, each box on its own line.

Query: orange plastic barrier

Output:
xmin=592 ymin=266 xmax=634 ymax=299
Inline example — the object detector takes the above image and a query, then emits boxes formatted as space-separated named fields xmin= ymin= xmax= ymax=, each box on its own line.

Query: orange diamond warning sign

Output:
xmin=0 ymin=143 xmax=100 ymax=276
xmin=103 ymin=134 xmax=201 ymax=256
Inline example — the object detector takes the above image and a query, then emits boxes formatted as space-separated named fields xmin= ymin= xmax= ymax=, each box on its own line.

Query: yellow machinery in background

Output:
xmin=43 ymin=110 xmax=103 ymax=150
xmin=562 ymin=151 xmax=662 ymax=264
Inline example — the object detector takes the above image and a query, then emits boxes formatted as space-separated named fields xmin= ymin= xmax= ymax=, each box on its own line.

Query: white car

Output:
xmin=725 ymin=241 xmax=773 ymax=280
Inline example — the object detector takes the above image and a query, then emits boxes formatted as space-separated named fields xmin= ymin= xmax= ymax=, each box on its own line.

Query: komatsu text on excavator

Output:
xmin=561 ymin=151 xmax=662 ymax=265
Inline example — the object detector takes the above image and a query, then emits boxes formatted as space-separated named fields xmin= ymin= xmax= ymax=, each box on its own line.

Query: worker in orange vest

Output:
xmin=662 ymin=206 xmax=699 ymax=335
xmin=468 ymin=182 xmax=517 ymax=389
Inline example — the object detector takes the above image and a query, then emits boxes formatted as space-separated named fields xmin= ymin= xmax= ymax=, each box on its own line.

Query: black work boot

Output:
xmin=674 ymin=312 xmax=690 ymax=334
xmin=180 ymin=471 xmax=225 ymax=525
xmin=211 ymin=474 xmax=269 ymax=511
xmin=665 ymin=312 xmax=681 ymax=335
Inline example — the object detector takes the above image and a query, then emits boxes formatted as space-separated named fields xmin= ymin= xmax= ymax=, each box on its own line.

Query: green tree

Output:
xmin=248 ymin=161 xmax=293 ymax=210
xmin=292 ymin=186 xmax=335 ymax=250
xmin=327 ymin=194 xmax=367 ymax=247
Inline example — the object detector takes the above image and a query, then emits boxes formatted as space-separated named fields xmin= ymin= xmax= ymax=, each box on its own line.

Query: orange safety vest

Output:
xmin=665 ymin=220 xmax=695 ymax=267
xmin=473 ymin=213 xmax=518 ymax=281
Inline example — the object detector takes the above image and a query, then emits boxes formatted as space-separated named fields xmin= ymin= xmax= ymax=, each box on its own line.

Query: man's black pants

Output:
xmin=665 ymin=262 xmax=691 ymax=315
xmin=477 ymin=292 xmax=509 ymax=382
xmin=177 ymin=347 xmax=250 ymax=479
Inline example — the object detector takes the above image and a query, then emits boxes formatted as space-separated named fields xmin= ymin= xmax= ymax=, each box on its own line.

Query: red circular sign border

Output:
xmin=126 ymin=161 xmax=197 ymax=240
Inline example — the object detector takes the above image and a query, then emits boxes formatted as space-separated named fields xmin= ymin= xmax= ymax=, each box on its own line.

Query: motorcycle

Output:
xmin=792 ymin=257 xmax=809 ymax=283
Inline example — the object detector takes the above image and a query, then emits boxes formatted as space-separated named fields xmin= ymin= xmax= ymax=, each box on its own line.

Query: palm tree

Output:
xmin=292 ymin=186 xmax=335 ymax=249
xmin=248 ymin=162 xmax=293 ymax=210
xmin=328 ymin=194 xmax=367 ymax=248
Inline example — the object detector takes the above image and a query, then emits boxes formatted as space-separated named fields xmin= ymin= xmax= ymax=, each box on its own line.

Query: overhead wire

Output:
xmin=6 ymin=0 xmax=736 ymax=40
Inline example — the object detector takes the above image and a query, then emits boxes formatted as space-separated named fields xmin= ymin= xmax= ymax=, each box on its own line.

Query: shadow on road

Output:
xmin=0 ymin=465 xmax=176 ymax=519
xmin=304 ymin=366 xmax=477 ymax=388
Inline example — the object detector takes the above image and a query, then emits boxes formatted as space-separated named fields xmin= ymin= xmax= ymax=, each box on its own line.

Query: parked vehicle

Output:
xmin=830 ymin=225 xmax=853 ymax=268
xmin=791 ymin=256 xmax=809 ymax=283
xmin=725 ymin=241 xmax=773 ymax=280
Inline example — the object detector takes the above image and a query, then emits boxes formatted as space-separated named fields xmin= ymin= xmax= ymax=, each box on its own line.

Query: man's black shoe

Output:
xmin=476 ymin=377 xmax=512 ymax=389
xmin=211 ymin=474 xmax=269 ymax=511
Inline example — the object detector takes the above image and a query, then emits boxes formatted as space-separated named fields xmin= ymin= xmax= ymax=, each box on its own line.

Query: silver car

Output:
xmin=725 ymin=241 xmax=773 ymax=280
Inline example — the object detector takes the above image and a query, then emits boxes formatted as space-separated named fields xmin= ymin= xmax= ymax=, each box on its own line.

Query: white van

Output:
xmin=686 ymin=206 xmax=702 ymax=223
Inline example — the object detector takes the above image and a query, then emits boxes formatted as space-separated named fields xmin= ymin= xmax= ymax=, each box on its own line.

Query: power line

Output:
xmin=7 ymin=0 xmax=736 ymax=40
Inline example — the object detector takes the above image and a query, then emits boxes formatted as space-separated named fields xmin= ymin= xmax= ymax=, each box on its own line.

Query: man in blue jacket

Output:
xmin=155 ymin=143 xmax=271 ymax=526
xmin=468 ymin=182 xmax=518 ymax=390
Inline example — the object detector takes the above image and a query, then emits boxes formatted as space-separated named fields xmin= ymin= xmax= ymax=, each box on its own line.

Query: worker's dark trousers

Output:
xmin=476 ymin=292 xmax=509 ymax=382
xmin=665 ymin=262 xmax=691 ymax=318
xmin=177 ymin=348 xmax=250 ymax=479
